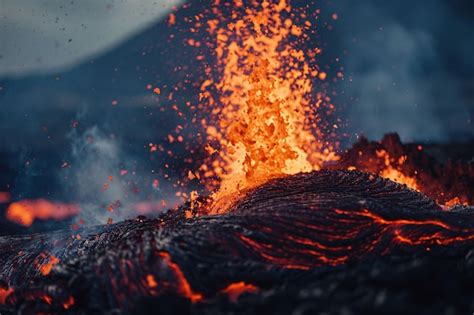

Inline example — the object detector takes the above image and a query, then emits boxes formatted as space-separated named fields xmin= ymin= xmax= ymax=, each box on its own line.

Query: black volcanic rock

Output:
xmin=0 ymin=170 xmax=473 ymax=314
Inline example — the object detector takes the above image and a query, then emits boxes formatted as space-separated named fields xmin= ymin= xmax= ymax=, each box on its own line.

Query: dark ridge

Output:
xmin=1 ymin=170 xmax=473 ymax=314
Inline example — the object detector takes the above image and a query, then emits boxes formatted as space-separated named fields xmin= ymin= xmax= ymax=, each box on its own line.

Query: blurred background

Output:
xmin=0 ymin=0 xmax=473 ymax=234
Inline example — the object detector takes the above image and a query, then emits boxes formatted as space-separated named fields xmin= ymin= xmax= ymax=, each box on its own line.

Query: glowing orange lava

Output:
xmin=158 ymin=252 xmax=203 ymax=302
xmin=198 ymin=0 xmax=338 ymax=210
xmin=0 ymin=287 xmax=14 ymax=304
xmin=336 ymin=208 xmax=474 ymax=246
xmin=39 ymin=254 xmax=60 ymax=276
xmin=444 ymin=197 xmax=469 ymax=208
xmin=63 ymin=296 xmax=75 ymax=310
xmin=6 ymin=199 xmax=80 ymax=227
xmin=375 ymin=149 xmax=419 ymax=190
xmin=146 ymin=274 xmax=158 ymax=288
xmin=220 ymin=281 xmax=259 ymax=303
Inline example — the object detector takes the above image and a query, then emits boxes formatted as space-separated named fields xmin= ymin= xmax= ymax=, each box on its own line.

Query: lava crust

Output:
xmin=1 ymin=170 xmax=473 ymax=314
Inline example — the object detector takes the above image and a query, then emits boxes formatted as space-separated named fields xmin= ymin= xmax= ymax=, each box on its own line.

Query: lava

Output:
xmin=375 ymin=149 xmax=419 ymax=190
xmin=1 ymin=170 xmax=473 ymax=313
xmin=186 ymin=1 xmax=470 ymax=210
xmin=198 ymin=0 xmax=338 ymax=208
xmin=0 ymin=287 xmax=13 ymax=304
xmin=146 ymin=274 xmax=158 ymax=289
xmin=0 ymin=1 xmax=472 ymax=313
xmin=333 ymin=134 xmax=473 ymax=206
xmin=6 ymin=199 xmax=79 ymax=227
xmin=220 ymin=282 xmax=259 ymax=303
xmin=38 ymin=253 xmax=60 ymax=276
xmin=335 ymin=208 xmax=474 ymax=246
xmin=158 ymin=252 xmax=203 ymax=303
xmin=63 ymin=296 xmax=75 ymax=310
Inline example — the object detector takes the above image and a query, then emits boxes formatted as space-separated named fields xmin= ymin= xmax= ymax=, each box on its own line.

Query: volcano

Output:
xmin=1 ymin=1 xmax=473 ymax=314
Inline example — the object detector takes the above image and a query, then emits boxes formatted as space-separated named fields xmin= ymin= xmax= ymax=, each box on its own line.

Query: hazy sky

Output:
xmin=0 ymin=0 xmax=182 ymax=77
xmin=0 ymin=0 xmax=472 ymax=143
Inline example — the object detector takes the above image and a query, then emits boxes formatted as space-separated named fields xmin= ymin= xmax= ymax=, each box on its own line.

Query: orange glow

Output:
xmin=199 ymin=0 xmax=338 ymax=210
xmin=6 ymin=199 xmax=79 ymax=227
xmin=0 ymin=191 xmax=11 ymax=203
xmin=39 ymin=255 xmax=60 ymax=276
xmin=169 ymin=13 xmax=176 ymax=26
xmin=336 ymin=208 xmax=474 ymax=246
xmin=133 ymin=200 xmax=171 ymax=215
xmin=42 ymin=295 xmax=53 ymax=305
xmin=146 ymin=274 xmax=158 ymax=288
xmin=220 ymin=281 xmax=259 ymax=303
xmin=349 ymin=208 xmax=452 ymax=230
xmin=234 ymin=206 xmax=474 ymax=270
xmin=158 ymin=252 xmax=203 ymax=302
xmin=63 ymin=296 xmax=75 ymax=310
xmin=0 ymin=287 xmax=14 ymax=304
xmin=376 ymin=149 xmax=419 ymax=190
xmin=444 ymin=197 xmax=469 ymax=207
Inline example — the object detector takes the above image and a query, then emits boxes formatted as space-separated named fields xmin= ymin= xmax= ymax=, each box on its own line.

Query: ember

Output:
xmin=157 ymin=251 xmax=203 ymax=303
xmin=38 ymin=254 xmax=60 ymax=276
xmin=0 ymin=287 xmax=13 ymax=304
xmin=221 ymin=281 xmax=259 ymax=303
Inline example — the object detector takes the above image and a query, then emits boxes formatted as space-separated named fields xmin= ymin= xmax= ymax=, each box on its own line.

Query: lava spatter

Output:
xmin=197 ymin=0 xmax=338 ymax=209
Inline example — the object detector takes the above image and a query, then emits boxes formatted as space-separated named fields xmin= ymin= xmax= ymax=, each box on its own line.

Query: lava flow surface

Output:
xmin=1 ymin=170 xmax=474 ymax=314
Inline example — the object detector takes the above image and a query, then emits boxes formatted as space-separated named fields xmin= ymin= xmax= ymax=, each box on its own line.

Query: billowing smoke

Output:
xmin=67 ymin=127 xmax=124 ymax=224
xmin=332 ymin=0 xmax=474 ymax=142
xmin=64 ymin=126 xmax=179 ymax=226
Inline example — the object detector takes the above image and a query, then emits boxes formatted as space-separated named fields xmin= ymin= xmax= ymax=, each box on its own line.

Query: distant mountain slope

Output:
xmin=0 ymin=0 xmax=473 ymax=154
xmin=0 ymin=1 xmax=207 ymax=153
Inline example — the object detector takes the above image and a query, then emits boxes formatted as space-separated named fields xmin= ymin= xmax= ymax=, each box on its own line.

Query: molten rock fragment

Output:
xmin=0 ymin=170 xmax=473 ymax=314
xmin=334 ymin=133 xmax=474 ymax=205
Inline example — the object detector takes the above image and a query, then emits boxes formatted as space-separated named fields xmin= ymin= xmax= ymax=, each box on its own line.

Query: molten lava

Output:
xmin=333 ymin=134 xmax=472 ymax=206
xmin=198 ymin=0 xmax=338 ymax=209
xmin=221 ymin=282 xmax=259 ymax=303
xmin=6 ymin=199 xmax=79 ymax=227
xmin=0 ymin=191 xmax=11 ymax=204
xmin=157 ymin=252 xmax=203 ymax=303
xmin=1 ymin=168 xmax=473 ymax=313
xmin=37 ymin=253 xmax=60 ymax=276
xmin=0 ymin=287 xmax=13 ymax=304
xmin=375 ymin=149 xmax=419 ymax=190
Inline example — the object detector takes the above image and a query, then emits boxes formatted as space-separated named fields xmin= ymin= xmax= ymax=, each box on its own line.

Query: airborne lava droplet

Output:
xmin=146 ymin=274 xmax=158 ymax=288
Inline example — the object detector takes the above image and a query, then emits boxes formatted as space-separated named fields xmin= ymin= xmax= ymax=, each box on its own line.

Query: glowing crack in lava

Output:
xmin=198 ymin=0 xmax=338 ymax=209
xmin=2 ymin=170 xmax=473 ymax=312
xmin=220 ymin=282 xmax=259 ymax=303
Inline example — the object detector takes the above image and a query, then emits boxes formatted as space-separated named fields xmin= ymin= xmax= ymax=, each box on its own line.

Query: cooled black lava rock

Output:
xmin=0 ymin=170 xmax=473 ymax=314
